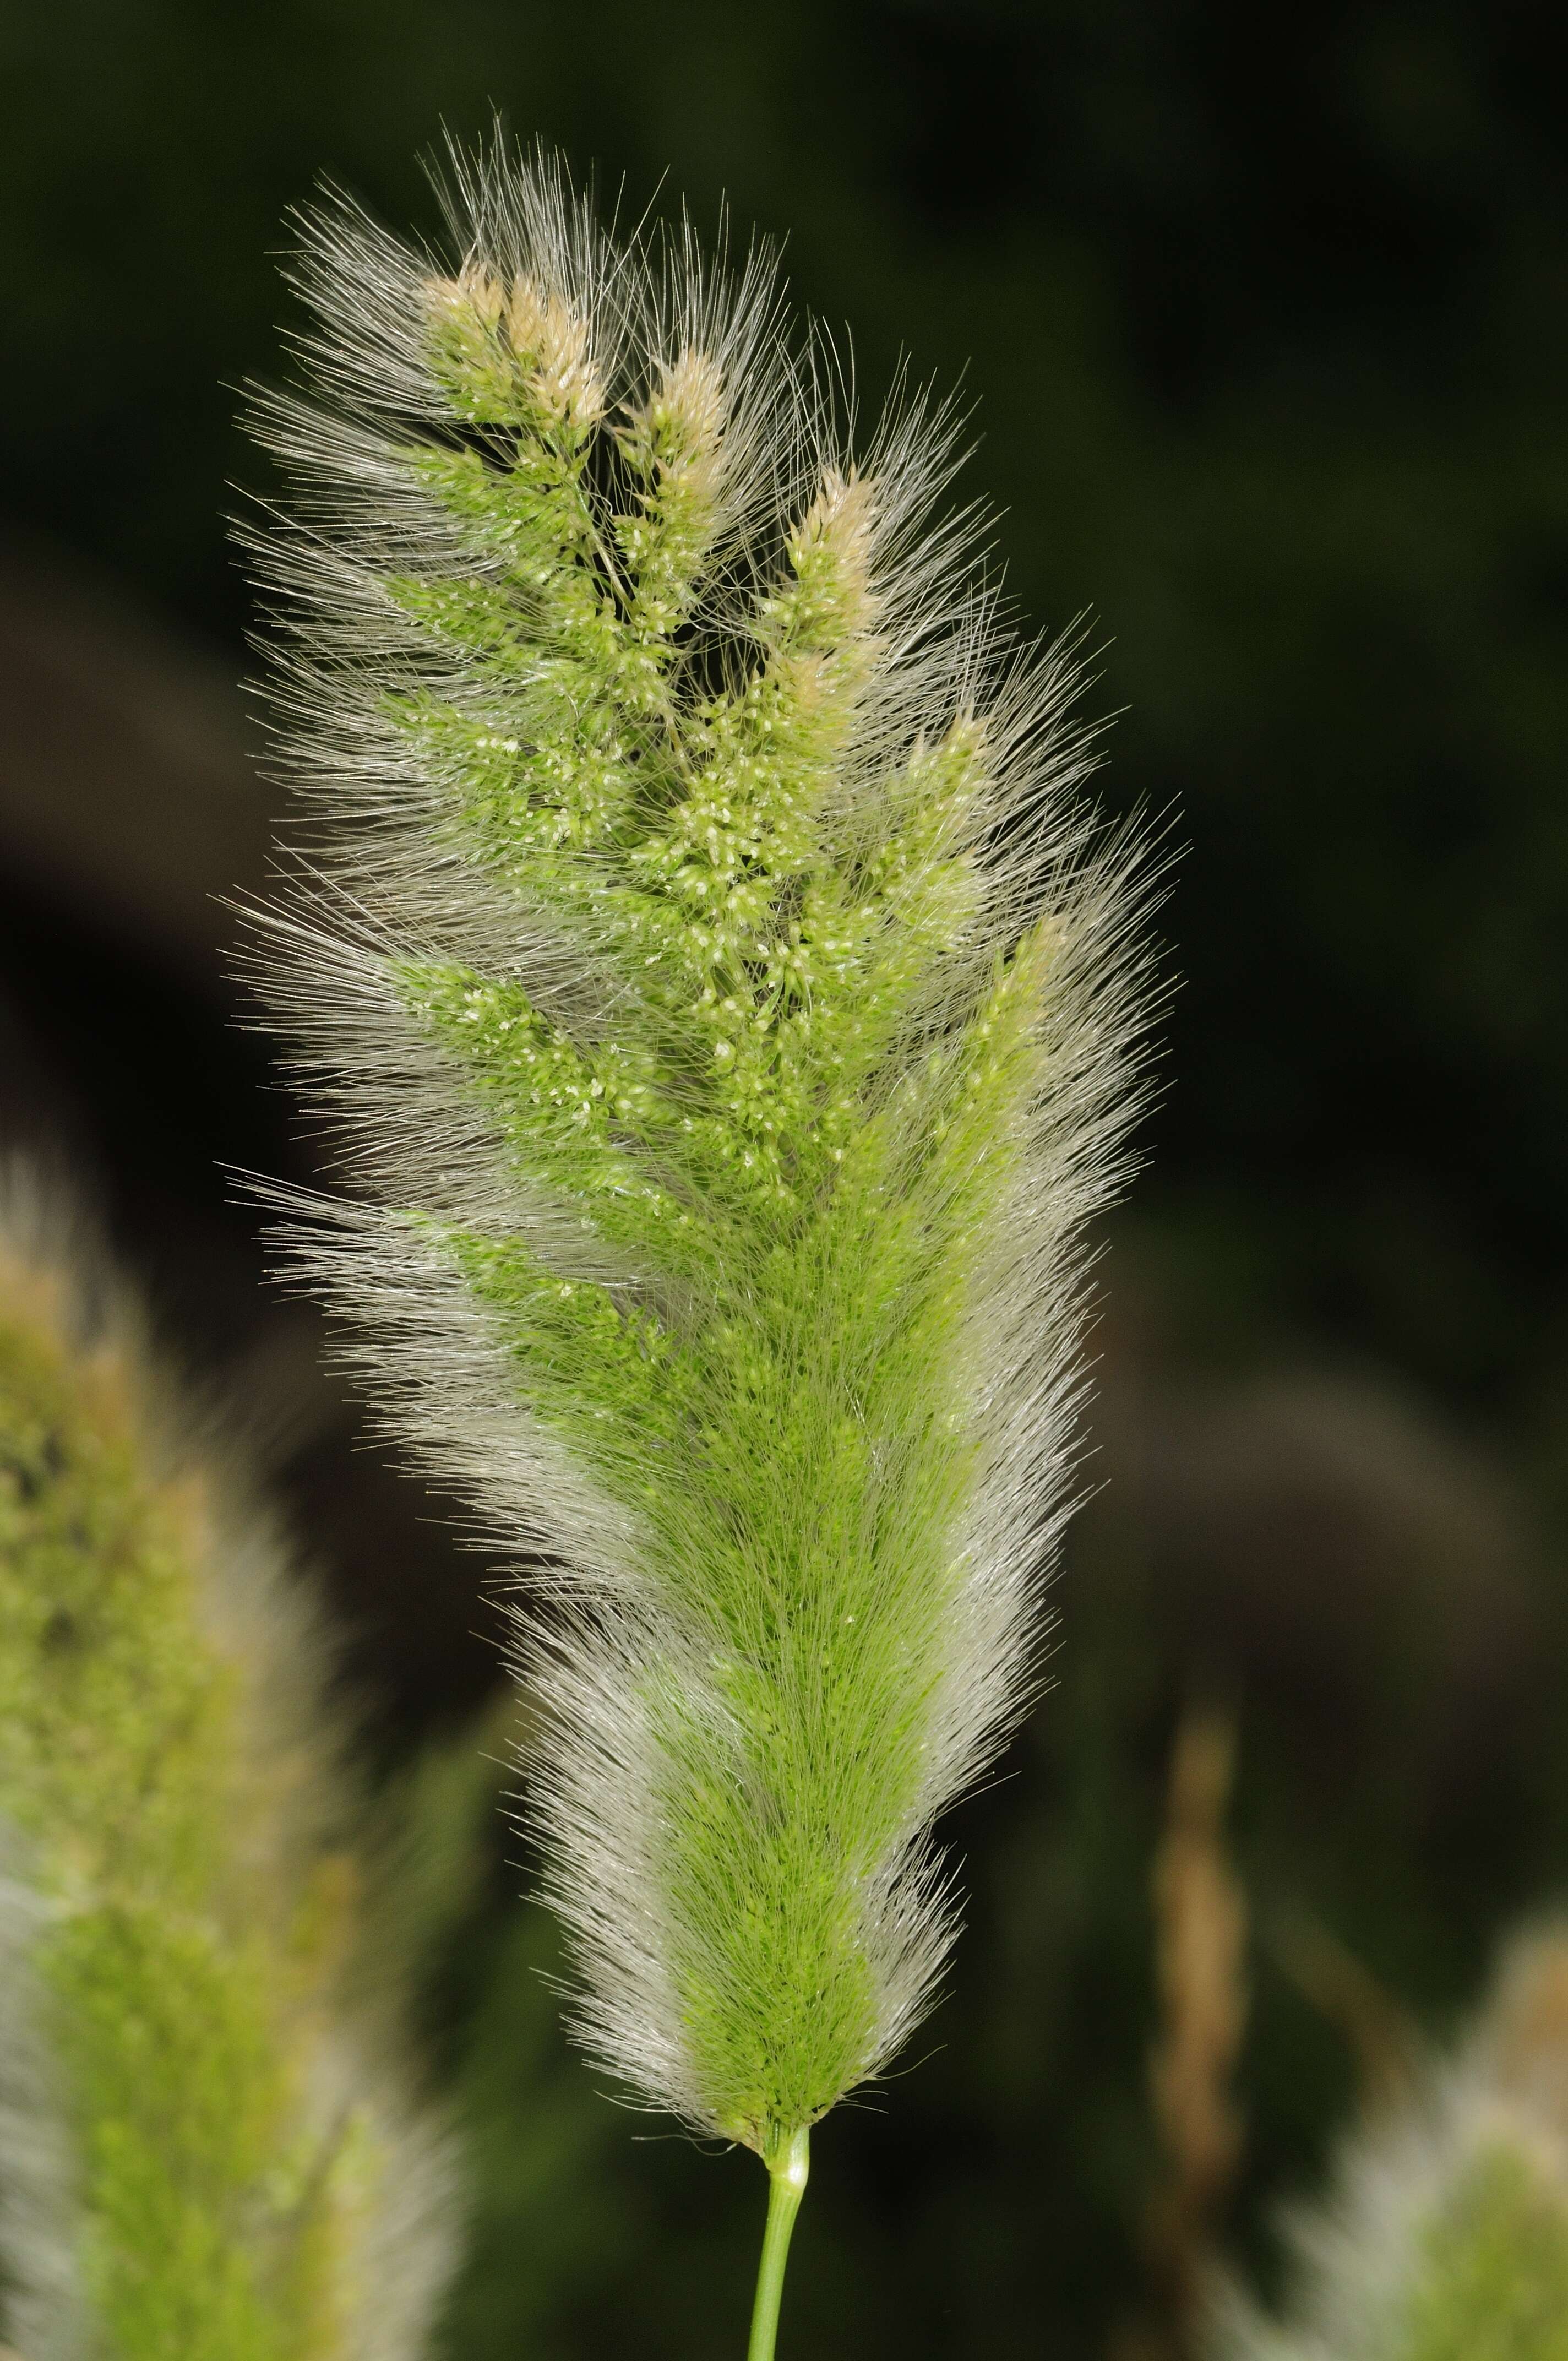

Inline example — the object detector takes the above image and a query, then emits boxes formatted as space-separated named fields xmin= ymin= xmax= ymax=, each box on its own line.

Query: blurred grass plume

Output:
xmin=1213 ymin=1925 xmax=1568 ymax=2361
xmin=0 ymin=1171 xmax=458 ymax=2360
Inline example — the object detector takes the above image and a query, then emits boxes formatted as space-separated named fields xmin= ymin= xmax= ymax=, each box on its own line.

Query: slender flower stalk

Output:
xmin=242 ymin=137 xmax=1151 ymax=2340
xmin=748 ymin=2126 xmax=809 ymax=2361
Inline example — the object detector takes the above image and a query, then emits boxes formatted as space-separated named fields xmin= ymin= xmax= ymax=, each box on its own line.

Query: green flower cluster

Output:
xmin=248 ymin=147 xmax=1145 ymax=2177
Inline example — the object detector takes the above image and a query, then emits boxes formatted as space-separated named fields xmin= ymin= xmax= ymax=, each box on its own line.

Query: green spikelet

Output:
xmin=0 ymin=1186 xmax=458 ymax=2360
xmin=1212 ymin=1928 xmax=1568 ymax=2361
xmin=242 ymin=139 xmax=1150 ymax=2196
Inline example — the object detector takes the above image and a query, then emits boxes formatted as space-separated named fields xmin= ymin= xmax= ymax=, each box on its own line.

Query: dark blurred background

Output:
xmin=2 ymin=3 xmax=1566 ymax=2354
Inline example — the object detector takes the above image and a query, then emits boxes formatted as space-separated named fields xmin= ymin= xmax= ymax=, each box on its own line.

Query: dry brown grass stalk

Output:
xmin=1115 ymin=1704 xmax=1249 ymax=2361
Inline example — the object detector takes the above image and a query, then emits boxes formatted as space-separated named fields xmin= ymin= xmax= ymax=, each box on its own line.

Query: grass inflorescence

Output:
xmin=242 ymin=137 xmax=1152 ymax=2172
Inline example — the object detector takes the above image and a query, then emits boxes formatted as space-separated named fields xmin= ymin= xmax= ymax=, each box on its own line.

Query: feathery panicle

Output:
xmin=0 ymin=1175 xmax=458 ymax=2361
xmin=241 ymin=137 xmax=1152 ymax=2163
xmin=1212 ymin=1927 xmax=1568 ymax=2361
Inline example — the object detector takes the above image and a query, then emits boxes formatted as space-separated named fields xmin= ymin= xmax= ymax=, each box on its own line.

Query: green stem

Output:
xmin=747 ymin=2126 xmax=810 ymax=2361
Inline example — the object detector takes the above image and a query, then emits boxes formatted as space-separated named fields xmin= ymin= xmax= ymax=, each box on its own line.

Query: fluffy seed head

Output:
xmin=240 ymin=136 xmax=1153 ymax=2159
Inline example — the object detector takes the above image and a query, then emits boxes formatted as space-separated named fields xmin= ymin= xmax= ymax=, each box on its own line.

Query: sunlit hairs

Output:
xmin=242 ymin=135 xmax=1151 ymax=2350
